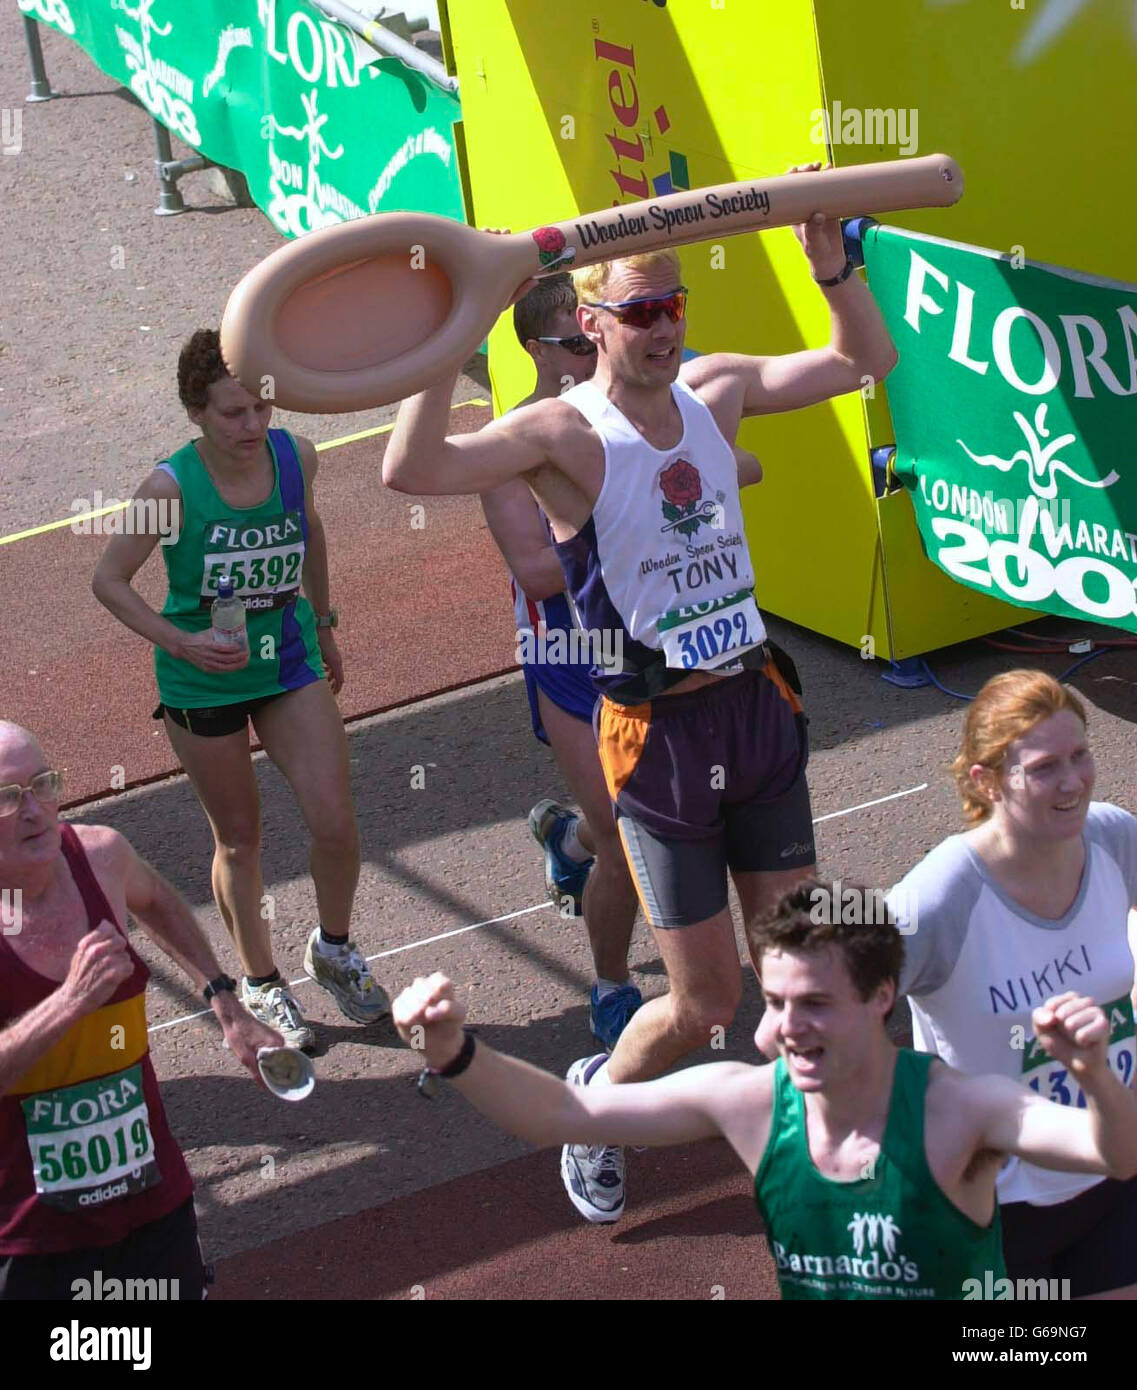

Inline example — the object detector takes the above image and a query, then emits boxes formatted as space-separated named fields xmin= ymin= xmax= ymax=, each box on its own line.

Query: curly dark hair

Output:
xmin=177 ymin=328 xmax=229 ymax=411
xmin=513 ymin=274 xmax=578 ymax=349
xmin=750 ymin=878 xmax=905 ymax=1021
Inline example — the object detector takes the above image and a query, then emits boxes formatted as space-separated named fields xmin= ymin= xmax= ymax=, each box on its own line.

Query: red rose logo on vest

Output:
xmin=531 ymin=226 xmax=575 ymax=272
xmin=659 ymin=458 xmax=721 ymax=538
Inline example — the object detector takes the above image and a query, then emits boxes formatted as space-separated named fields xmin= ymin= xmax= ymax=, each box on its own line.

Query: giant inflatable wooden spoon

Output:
xmin=220 ymin=154 xmax=963 ymax=413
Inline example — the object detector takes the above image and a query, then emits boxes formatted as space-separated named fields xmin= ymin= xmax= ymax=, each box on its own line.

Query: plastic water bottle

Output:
xmin=211 ymin=577 xmax=247 ymax=649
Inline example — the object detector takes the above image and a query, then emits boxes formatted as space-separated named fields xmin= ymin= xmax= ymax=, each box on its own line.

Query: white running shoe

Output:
xmin=241 ymin=978 xmax=316 ymax=1054
xmin=559 ymin=1054 xmax=625 ymax=1224
xmin=303 ymin=929 xmax=391 ymax=1025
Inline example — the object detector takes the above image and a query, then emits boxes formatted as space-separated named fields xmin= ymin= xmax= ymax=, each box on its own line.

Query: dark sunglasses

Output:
xmin=584 ymin=287 xmax=688 ymax=329
xmin=536 ymin=334 xmax=598 ymax=357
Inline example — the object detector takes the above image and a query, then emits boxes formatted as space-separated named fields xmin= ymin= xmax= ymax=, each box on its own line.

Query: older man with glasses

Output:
xmin=0 ymin=722 xmax=277 ymax=1299
xmin=384 ymin=164 xmax=898 ymax=1224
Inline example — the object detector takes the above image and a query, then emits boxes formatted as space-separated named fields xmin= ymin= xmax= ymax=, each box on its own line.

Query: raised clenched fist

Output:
xmin=1031 ymin=992 xmax=1110 ymax=1078
xmin=393 ymin=972 xmax=467 ymax=1069
xmin=61 ymin=919 xmax=133 ymax=1015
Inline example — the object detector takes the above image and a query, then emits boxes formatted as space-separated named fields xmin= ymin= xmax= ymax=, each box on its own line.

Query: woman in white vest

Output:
xmin=887 ymin=669 xmax=1137 ymax=1298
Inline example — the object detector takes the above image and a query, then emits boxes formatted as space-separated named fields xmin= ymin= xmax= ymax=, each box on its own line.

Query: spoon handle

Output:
xmin=524 ymin=154 xmax=963 ymax=280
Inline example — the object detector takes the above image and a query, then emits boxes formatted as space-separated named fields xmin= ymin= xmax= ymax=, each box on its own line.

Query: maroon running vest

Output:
xmin=0 ymin=826 xmax=192 ymax=1254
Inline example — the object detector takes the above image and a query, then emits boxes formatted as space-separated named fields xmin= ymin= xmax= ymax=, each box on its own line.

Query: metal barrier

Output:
xmin=17 ymin=1 xmax=464 ymax=231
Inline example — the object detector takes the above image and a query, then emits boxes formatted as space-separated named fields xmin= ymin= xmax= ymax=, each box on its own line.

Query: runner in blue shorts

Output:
xmin=482 ymin=277 xmax=642 ymax=1050
xmin=386 ymin=168 xmax=898 ymax=1221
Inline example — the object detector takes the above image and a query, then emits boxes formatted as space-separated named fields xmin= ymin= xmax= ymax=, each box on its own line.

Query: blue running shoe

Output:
xmin=528 ymin=798 xmax=594 ymax=916
xmin=590 ymin=983 xmax=643 ymax=1051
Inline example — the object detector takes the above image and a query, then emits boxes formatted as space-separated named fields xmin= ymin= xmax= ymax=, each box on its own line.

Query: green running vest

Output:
xmin=753 ymin=1049 xmax=1006 ymax=1300
xmin=154 ymin=430 xmax=322 ymax=708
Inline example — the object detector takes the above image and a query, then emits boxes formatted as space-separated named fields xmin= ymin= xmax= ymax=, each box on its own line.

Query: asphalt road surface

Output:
xmin=4 ymin=10 xmax=1137 ymax=1302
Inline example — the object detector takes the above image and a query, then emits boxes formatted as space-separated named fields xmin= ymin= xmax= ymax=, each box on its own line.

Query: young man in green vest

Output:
xmin=392 ymin=879 xmax=1137 ymax=1300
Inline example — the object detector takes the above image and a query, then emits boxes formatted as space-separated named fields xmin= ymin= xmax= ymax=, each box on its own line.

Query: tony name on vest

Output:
xmin=641 ymin=541 xmax=745 ymax=595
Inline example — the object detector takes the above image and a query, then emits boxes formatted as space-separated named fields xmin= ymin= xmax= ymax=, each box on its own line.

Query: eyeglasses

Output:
xmin=0 ymin=770 xmax=64 ymax=818
xmin=535 ymin=334 xmax=598 ymax=357
xmin=584 ymin=287 xmax=688 ymax=329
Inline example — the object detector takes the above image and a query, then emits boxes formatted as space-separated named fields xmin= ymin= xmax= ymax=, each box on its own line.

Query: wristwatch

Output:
xmin=203 ymin=973 xmax=237 ymax=1004
xmin=417 ymin=1028 xmax=477 ymax=1100
xmin=314 ymin=608 xmax=339 ymax=629
xmin=814 ymin=256 xmax=855 ymax=288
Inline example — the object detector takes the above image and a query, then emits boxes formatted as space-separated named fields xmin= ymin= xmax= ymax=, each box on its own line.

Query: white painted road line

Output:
xmin=148 ymin=902 xmax=552 ymax=1034
xmin=147 ymin=782 xmax=932 ymax=1037
xmin=812 ymin=783 xmax=929 ymax=825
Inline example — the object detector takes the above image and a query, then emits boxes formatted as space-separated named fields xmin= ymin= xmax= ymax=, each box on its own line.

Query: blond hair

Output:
xmin=950 ymin=670 xmax=1088 ymax=824
xmin=572 ymin=249 xmax=682 ymax=303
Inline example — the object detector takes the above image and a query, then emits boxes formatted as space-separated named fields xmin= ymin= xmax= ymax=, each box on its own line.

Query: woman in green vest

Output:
xmin=93 ymin=329 xmax=388 ymax=1051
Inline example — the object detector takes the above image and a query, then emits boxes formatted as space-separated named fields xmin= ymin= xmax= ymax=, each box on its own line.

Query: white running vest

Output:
xmin=889 ymin=806 xmax=1137 ymax=1208
xmin=558 ymin=378 xmax=765 ymax=673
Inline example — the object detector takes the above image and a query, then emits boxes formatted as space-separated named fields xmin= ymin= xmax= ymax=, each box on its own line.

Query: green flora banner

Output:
xmin=863 ymin=225 xmax=1137 ymax=632
xmin=18 ymin=0 xmax=464 ymax=235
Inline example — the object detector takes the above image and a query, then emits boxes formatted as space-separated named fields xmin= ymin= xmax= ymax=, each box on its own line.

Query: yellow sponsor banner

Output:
xmin=446 ymin=1 xmax=1130 ymax=657
xmin=449 ymin=0 xmax=889 ymax=651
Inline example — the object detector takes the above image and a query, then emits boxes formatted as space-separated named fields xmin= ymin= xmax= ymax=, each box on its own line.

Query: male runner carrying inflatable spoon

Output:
xmin=484 ymin=275 xmax=764 ymax=1053
xmin=384 ymin=165 xmax=898 ymax=1223
xmin=393 ymin=882 xmax=1137 ymax=1300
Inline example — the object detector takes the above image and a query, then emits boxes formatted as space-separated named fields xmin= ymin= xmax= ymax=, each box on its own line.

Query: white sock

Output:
xmin=594 ymin=978 xmax=626 ymax=1001
xmin=560 ymin=816 xmax=591 ymax=863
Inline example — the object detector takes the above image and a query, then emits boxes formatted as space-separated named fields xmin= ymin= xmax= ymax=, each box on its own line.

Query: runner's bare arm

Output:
xmin=115 ymin=831 xmax=225 ymax=994
xmin=393 ymin=973 xmax=769 ymax=1156
xmin=1128 ymin=912 xmax=1137 ymax=1029
xmin=92 ymin=469 xmax=191 ymax=658
xmin=965 ymin=994 xmax=1137 ymax=1179
xmin=0 ymin=919 xmax=132 ymax=1097
xmin=296 ymin=437 xmax=332 ymax=615
xmin=0 ymin=990 xmax=96 ymax=1099
xmin=293 ymin=437 xmax=344 ymax=690
xmin=684 ymin=201 xmax=896 ymax=418
xmin=116 ymin=831 xmax=282 ymax=1067
xmin=733 ymin=443 xmax=763 ymax=487
xmin=383 ymin=371 xmax=553 ymax=496
xmin=480 ymin=478 xmax=566 ymax=601
xmin=462 ymin=1053 xmax=762 ymax=1150
xmin=688 ymin=331 xmax=895 ymax=421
